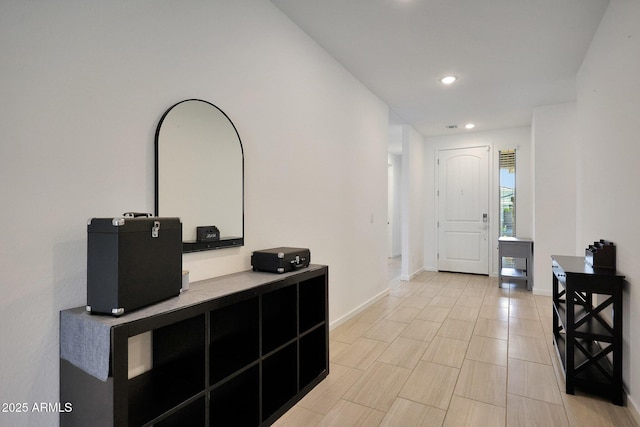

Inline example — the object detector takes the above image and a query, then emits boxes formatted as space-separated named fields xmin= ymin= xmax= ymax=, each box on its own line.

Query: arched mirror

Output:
xmin=155 ymin=99 xmax=244 ymax=252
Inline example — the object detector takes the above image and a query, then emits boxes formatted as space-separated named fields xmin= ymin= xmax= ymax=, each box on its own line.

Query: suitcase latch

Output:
xmin=152 ymin=221 xmax=160 ymax=238
xmin=290 ymin=255 xmax=307 ymax=270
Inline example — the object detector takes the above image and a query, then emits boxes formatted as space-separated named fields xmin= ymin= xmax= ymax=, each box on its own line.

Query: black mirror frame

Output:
xmin=154 ymin=99 xmax=245 ymax=253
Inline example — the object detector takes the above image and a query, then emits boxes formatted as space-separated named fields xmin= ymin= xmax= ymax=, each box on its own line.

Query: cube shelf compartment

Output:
xmin=300 ymin=326 xmax=328 ymax=387
xmin=262 ymin=285 xmax=297 ymax=354
xmin=129 ymin=313 xmax=206 ymax=426
xmin=300 ymin=275 xmax=327 ymax=332
xmin=210 ymin=297 xmax=259 ymax=384
xmin=262 ymin=342 xmax=298 ymax=421
xmin=60 ymin=264 xmax=329 ymax=426
xmin=155 ymin=397 xmax=205 ymax=427
xmin=210 ymin=365 xmax=260 ymax=426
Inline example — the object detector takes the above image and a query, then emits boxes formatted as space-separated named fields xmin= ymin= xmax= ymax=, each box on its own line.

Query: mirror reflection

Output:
xmin=155 ymin=99 xmax=244 ymax=252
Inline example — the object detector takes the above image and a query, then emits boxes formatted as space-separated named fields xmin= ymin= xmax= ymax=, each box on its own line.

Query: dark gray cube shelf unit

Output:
xmin=60 ymin=265 xmax=329 ymax=426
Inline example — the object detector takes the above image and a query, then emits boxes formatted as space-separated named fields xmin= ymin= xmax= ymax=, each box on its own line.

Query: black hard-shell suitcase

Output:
xmin=251 ymin=247 xmax=310 ymax=273
xmin=86 ymin=216 xmax=182 ymax=316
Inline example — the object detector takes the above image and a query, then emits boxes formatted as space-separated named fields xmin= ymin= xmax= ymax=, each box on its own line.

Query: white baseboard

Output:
xmin=400 ymin=267 xmax=425 ymax=281
xmin=532 ymin=288 xmax=552 ymax=297
xmin=329 ymin=288 xmax=389 ymax=331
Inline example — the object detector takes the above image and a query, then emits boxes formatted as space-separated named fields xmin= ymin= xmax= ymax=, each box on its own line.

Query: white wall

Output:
xmin=531 ymin=103 xmax=578 ymax=296
xmin=574 ymin=0 xmax=640 ymax=414
xmin=424 ymin=127 xmax=532 ymax=276
xmin=400 ymin=125 xmax=426 ymax=279
xmin=0 ymin=1 xmax=389 ymax=425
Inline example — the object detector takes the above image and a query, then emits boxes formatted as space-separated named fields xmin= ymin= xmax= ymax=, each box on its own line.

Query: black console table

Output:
xmin=551 ymin=256 xmax=624 ymax=405
xmin=60 ymin=265 xmax=329 ymax=426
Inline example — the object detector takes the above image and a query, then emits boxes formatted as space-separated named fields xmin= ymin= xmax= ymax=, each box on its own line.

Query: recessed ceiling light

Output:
xmin=464 ymin=123 xmax=475 ymax=129
xmin=440 ymin=75 xmax=457 ymax=85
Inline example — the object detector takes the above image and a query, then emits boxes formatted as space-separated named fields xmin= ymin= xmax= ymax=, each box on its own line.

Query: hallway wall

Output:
xmin=0 ymin=2 xmax=390 ymax=425
xmin=574 ymin=0 xmax=640 ymax=415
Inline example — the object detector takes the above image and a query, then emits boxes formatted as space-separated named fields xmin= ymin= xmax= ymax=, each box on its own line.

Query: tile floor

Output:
xmin=273 ymin=258 xmax=638 ymax=427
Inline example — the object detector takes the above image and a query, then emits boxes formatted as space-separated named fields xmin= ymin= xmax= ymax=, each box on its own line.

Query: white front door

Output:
xmin=438 ymin=146 xmax=490 ymax=274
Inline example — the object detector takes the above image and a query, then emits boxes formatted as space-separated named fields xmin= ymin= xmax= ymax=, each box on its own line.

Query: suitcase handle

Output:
xmin=123 ymin=212 xmax=153 ymax=218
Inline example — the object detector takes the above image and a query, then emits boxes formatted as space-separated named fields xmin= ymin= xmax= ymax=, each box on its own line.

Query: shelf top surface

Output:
xmin=552 ymin=255 xmax=624 ymax=278
xmin=498 ymin=237 xmax=533 ymax=242
xmin=62 ymin=264 xmax=327 ymax=328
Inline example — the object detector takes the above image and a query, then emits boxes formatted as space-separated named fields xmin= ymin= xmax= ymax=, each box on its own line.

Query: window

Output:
xmin=499 ymin=149 xmax=516 ymax=237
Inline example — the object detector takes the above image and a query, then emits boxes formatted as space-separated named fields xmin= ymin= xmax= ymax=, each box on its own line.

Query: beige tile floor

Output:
xmin=274 ymin=259 xmax=638 ymax=427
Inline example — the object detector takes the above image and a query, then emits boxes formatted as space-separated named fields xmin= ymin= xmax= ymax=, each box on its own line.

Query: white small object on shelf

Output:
xmin=181 ymin=270 xmax=189 ymax=292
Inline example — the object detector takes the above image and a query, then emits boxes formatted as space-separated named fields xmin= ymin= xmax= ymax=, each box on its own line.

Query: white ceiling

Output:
xmin=271 ymin=0 xmax=609 ymax=138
